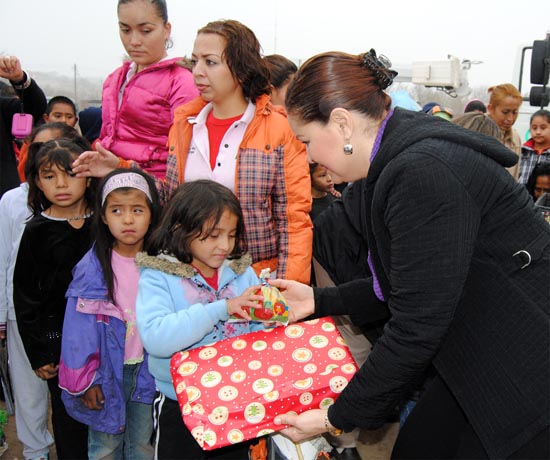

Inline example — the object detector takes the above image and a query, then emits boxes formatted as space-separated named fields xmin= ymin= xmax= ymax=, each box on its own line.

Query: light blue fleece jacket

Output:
xmin=135 ymin=252 xmax=263 ymax=400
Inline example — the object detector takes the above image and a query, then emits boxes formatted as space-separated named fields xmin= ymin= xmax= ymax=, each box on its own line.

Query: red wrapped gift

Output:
xmin=170 ymin=317 xmax=358 ymax=450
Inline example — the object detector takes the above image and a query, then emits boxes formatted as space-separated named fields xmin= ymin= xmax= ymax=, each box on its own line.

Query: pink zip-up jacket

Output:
xmin=99 ymin=57 xmax=198 ymax=179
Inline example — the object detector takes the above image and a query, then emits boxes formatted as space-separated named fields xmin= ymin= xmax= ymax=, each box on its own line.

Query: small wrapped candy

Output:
xmin=231 ymin=269 xmax=289 ymax=325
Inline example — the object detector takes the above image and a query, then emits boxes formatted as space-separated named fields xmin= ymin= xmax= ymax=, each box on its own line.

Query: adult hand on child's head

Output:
xmin=72 ymin=142 xmax=119 ymax=178
xmin=81 ymin=385 xmax=105 ymax=410
xmin=34 ymin=363 xmax=59 ymax=380
xmin=226 ymin=286 xmax=263 ymax=320
xmin=268 ymin=279 xmax=314 ymax=323
xmin=0 ymin=55 xmax=24 ymax=81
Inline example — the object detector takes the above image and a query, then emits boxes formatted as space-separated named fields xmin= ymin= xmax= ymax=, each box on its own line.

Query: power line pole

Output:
xmin=73 ymin=63 xmax=78 ymax=104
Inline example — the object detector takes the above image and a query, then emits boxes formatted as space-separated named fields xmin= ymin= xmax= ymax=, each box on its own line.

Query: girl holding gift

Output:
xmin=136 ymin=179 xmax=266 ymax=459
xmin=58 ymin=169 xmax=161 ymax=460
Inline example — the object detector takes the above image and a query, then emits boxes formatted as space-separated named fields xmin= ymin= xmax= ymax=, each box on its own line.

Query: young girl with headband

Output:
xmin=59 ymin=169 xmax=160 ymax=460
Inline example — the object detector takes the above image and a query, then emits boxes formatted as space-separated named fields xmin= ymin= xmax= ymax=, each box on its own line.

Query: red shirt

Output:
xmin=206 ymin=111 xmax=242 ymax=170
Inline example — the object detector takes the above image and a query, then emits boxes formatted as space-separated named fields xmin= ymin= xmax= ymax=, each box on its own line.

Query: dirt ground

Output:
xmin=1 ymin=399 xmax=25 ymax=460
xmin=0 ymin=399 xmax=57 ymax=460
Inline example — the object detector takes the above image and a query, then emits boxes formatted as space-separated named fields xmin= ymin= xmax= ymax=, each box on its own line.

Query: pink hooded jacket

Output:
xmin=99 ymin=57 xmax=198 ymax=179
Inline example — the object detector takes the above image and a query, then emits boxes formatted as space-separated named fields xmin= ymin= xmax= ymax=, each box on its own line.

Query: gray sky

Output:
xmin=1 ymin=0 xmax=549 ymax=88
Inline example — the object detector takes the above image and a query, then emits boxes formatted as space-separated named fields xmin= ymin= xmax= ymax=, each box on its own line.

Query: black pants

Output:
xmin=153 ymin=392 xmax=256 ymax=460
xmin=47 ymin=375 xmax=88 ymax=460
xmin=392 ymin=374 xmax=549 ymax=460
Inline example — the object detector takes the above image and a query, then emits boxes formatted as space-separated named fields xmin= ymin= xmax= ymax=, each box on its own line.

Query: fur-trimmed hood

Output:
xmin=135 ymin=251 xmax=253 ymax=278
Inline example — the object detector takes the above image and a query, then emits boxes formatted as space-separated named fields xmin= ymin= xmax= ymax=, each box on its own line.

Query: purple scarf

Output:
xmin=366 ymin=109 xmax=393 ymax=301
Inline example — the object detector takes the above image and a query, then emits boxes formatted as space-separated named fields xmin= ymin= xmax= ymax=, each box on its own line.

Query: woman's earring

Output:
xmin=343 ymin=141 xmax=353 ymax=155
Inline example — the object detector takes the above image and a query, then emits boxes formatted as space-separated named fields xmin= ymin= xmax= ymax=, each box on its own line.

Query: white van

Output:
xmin=513 ymin=35 xmax=550 ymax=141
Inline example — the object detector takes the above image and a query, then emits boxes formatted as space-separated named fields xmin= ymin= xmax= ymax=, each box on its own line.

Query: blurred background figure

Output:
xmin=428 ymin=104 xmax=453 ymax=121
xmin=452 ymin=111 xmax=500 ymax=139
xmin=390 ymin=89 xmax=421 ymax=112
xmin=519 ymin=109 xmax=550 ymax=185
xmin=42 ymin=96 xmax=78 ymax=127
xmin=526 ymin=162 xmax=550 ymax=202
xmin=78 ymin=106 xmax=102 ymax=147
xmin=263 ymin=54 xmax=298 ymax=107
xmin=487 ymin=83 xmax=523 ymax=179
xmin=17 ymin=94 xmax=79 ymax=182
xmin=463 ymin=99 xmax=487 ymax=114
xmin=0 ymin=55 xmax=47 ymax=198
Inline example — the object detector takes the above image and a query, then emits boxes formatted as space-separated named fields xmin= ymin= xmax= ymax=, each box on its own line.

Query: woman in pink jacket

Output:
xmin=98 ymin=0 xmax=198 ymax=179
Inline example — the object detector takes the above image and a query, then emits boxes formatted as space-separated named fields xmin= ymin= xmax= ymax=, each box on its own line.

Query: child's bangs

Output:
xmin=38 ymin=147 xmax=77 ymax=172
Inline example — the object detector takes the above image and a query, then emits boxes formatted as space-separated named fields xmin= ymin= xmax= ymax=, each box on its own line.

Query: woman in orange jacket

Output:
xmin=72 ymin=19 xmax=312 ymax=284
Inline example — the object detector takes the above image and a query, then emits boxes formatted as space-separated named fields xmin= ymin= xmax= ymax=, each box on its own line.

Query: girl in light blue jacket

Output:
xmin=136 ymin=180 xmax=265 ymax=459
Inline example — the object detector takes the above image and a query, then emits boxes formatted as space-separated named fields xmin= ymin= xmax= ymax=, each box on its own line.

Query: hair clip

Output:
xmin=361 ymin=49 xmax=398 ymax=90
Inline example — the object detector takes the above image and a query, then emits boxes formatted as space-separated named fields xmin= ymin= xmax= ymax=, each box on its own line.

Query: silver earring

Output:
xmin=343 ymin=142 xmax=353 ymax=155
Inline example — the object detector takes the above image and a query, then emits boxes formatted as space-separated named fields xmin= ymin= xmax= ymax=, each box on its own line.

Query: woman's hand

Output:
xmin=274 ymin=409 xmax=327 ymax=442
xmin=268 ymin=279 xmax=314 ymax=323
xmin=72 ymin=142 xmax=119 ymax=178
xmin=226 ymin=286 xmax=263 ymax=319
xmin=80 ymin=385 xmax=105 ymax=410
xmin=0 ymin=56 xmax=24 ymax=82
xmin=34 ymin=363 xmax=58 ymax=380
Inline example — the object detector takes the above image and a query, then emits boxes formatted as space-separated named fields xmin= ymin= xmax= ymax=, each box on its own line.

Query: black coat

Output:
xmin=14 ymin=215 xmax=92 ymax=369
xmin=315 ymin=108 xmax=550 ymax=459
xmin=0 ymin=76 xmax=47 ymax=197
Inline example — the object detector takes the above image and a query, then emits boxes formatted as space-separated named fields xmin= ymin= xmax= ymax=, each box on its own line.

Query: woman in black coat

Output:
xmin=271 ymin=49 xmax=549 ymax=460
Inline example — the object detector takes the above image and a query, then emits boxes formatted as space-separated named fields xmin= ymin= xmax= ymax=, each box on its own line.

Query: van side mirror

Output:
xmin=530 ymin=38 xmax=550 ymax=85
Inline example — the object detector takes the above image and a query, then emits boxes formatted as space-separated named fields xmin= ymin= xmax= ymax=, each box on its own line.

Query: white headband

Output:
xmin=101 ymin=172 xmax=152 ymax=205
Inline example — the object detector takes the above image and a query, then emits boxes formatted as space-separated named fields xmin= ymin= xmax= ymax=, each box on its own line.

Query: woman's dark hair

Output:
xmin=117 ymin=0 xmax=172 ymax=48
xmin=24 ymin=122 xmax=83 ymax=180
xmin=27 ymin=139 xmax=95 ymax=216
xmin=530 ymin=109 xmax=550 ymax=124
xmin=264 ymin=54 xmax=298 ymax=89
xmin=526 ymin=162 xmax=550 ymax=201
xmin=147 ymin=179 xmax=247 ymax=263
xmin=197 ymin=20 xmax=270 ymax=101
xmin=94 ymin=168 xmax=160 ymax=303
xmin=117 ymin=0 xmax=168 ymax=23
xmin=463 ymin=99 xmax=487 ymax=114
xmin=285 ymin=50 xmax=393 ymax=124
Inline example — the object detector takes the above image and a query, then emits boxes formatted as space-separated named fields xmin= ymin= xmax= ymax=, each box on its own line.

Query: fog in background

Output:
xmin=1 ymin=0 xmax=549 ymax=136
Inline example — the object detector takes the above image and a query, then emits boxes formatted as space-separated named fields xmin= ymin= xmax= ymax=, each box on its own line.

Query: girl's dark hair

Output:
xmin=530 ymin=109 xmax=550 ymax=124
xmin=285 ymin=50 xmax=392 ymax=124
xmin=117 ymin=0 xmax=168 ymax=23
xmin=94 ymin=168 xmax=160 ymax=303
xmin=147 ymin=179 xmax=247 ymax=263
xmin=24 ymin=122 xmax=84 ymax=180
xmin=198 ymin=20 xmax=271 ymax=101
xmin=27 ymin=139 xmax=95 ymax=216
xmin=526 ymin=162 xmax=550 ymax=201
xmin=264 ymin=54 xmax=298 ymax=89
